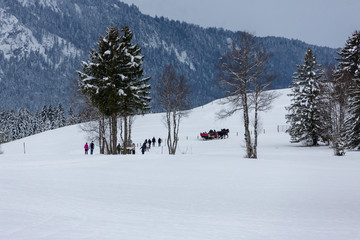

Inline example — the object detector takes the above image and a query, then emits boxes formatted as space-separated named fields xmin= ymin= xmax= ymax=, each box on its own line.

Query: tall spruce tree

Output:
xmin=335 ymin=31 xmax=360 ymax=150
xmin=78 ymin=26 xmax=151 ymax=154
xmin=286 ymin=48 xmax=325 ymax=146
xmin=117 ymin=26 xmax=151 ymax=151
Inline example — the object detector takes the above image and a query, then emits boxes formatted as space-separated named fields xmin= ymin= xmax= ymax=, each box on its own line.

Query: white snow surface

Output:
xmin=1 ymin=89 xmax=360 ymax=240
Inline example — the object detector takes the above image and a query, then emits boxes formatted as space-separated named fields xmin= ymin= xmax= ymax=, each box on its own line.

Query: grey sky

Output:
xmin=120 ymin=0 xmax=360 ymax=48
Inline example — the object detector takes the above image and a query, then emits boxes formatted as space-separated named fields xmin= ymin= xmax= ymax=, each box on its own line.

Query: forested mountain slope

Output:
xmin=0 ymin=0 xmax=337 ymax=111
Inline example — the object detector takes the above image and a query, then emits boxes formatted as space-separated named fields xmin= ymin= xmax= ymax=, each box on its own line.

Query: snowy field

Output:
xmin=1 ymin=89 xmax=360 ymax=240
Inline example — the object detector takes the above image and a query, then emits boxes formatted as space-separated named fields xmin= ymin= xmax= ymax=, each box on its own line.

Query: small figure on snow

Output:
xmin=117 ymin=143 xmax=121 ymax=155
xmin=141 ymin=141 xmax=147 ymax=154
xmin=152 ymin=137 xmax=156 ymax=147
xmin=132 ymin=143 xmax=136 ymax=154
xmin=145 ymin=139 xmax=150 ymax=151
xmin=84 ymin=142 xmax=89 ymax=155
xmin=158 ymin=137 xmax=162 ymax=147
xmin=90 ymin=141 xmax=95 ymax=155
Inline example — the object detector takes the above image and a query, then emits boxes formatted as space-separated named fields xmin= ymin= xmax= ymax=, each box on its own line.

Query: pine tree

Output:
xmin=0 ymin=110 xmax=17 ymax=142
xmin=118 ymin=26 xmax=151 ymax=116
xmin=336 ymin=31 xmax=360 ymax=150
xmin=34 ymin=107 xmax=45 ymax=134
xmin=78 ymin=25 xmax=151 ymax=154
xmin=55 ymin=104 xmax=66 ymax=128
xmin=119 ymin=26 xmax=151 ymax=150
xmin=286 ymin=48 xmax=325 ymax=146
xmin=67 ymin=107 xmax=79 ymax=125
xmin=17 ymin=108 xmax=35 ymax=139
xmin=39 ymin=105 xmax=51 ymax=131
xmin=0 ymin=111 xmax=10 ymax=142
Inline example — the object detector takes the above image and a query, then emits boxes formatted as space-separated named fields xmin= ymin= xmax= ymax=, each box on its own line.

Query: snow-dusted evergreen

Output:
xmin=286 ymin=48 xmax=326 ymax=146
xmin=67 ymin=107 xmax=80 ymax=125
xmin=16 ymin=108 xmax=35 ymax=139
xmin=335 ymin=31 xmax=360 ymax=150
xmin=78 ymin=25 xmax=151 ymax=154
xmin=117 ymin=26 xmax=151 ymax=116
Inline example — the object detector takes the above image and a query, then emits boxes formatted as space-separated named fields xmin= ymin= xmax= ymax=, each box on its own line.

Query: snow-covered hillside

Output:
xmin=1 ymin=89 xmax=360 ymax=240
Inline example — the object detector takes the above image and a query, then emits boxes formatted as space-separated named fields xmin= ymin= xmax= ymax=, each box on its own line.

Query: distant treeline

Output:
xmin=0 ymin=104 xmax=80 ymax=143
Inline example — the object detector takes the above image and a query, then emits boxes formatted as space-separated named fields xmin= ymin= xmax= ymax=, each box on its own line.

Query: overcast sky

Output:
xmin=120 ymin=0 xmax=360 ymax=48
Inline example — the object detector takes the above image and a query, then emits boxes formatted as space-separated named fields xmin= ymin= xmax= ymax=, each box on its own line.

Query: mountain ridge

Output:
xmin=0 ymin=0 xmax=338 ymax=112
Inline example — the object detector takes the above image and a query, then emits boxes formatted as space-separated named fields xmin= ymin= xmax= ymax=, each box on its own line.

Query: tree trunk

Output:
xmin=128 ymin=116 xmax=133 ymax=146
xmin=166 ymin=111 xmax=173 ymax=154
xmin=123 ymin=115 xmax=129 ymax=154
xmin=242 ymin=92 xmax=253 ymax=158
xmin=253 ymin=100 xmax=258 ymax=159
xmin=99 ymin=116 xmax=105 ymax=154
xmin=111 ymin=113 xmax=117 ymax=154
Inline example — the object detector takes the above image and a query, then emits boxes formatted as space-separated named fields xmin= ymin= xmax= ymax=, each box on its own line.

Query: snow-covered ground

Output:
xmin=1 ymin=89 xmax=360 ymax=240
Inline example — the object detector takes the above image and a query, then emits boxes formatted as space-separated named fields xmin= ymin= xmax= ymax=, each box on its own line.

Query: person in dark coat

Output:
xmin=141 ymin=141 xmax=147 ymax=154
xmin=158 ymin=137 xmax=162 ymax=147
xmin=152 ymin=137 xmax=156 ymax=147
xmin=116 ymin=143 xmax=121 ymax=154
xmin=90 ymin=141 xmax=95 ymax=155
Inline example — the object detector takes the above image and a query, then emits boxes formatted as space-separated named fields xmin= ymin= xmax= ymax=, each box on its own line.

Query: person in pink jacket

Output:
xmin=84 ymin=142 xmax=89 ymax=154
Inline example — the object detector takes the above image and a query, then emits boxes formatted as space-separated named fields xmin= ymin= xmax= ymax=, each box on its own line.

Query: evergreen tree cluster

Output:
xmin=286 ymin=31 xmax=360 ymax=154
xmin=286 ymin=49 xmax=327 ymax=145
xmin=337 ymin=31 xmax=360 ymax=150
xmin=0 ymin=105 xmax=80 ymax=143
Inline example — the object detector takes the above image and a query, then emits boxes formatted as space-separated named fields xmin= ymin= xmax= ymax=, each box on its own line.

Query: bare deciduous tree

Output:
xmin=322 ymin=64 xmax=351 ymax=156
xmin=218 ymin=32 xmax=276 ymax=158
xmin=155 ymin=64 xmax=191 ymax=155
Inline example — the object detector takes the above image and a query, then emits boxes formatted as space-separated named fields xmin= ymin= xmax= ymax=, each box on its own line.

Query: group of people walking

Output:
xmin=84 ymin=141 xmax=95 ymax=155
xmin=140 ymin=137 xmax=162 ymax=154
xmin=84 ymin=137 xmax=162 ymax=155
